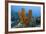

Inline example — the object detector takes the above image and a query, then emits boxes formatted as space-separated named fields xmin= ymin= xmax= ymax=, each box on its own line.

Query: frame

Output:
xmin=5 ymin=1 xmax=45 ymax=34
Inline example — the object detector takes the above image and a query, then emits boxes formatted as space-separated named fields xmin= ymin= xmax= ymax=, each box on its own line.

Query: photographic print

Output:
xmin=5 ymin=1 xmax=45 ymax=33
xmin=11 ymin=5 xmax=41 ymax=28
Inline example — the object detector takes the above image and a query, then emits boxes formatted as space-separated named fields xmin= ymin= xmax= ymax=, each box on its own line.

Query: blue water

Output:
xmin=11 ymin=6 xmax=41 ymax=17
xmin=11 ymin=6 xmax=41 ymax=28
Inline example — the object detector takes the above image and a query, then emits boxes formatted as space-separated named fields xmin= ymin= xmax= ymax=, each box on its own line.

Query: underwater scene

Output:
xmin=11 ymin=6 xmax=41 ymax=28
